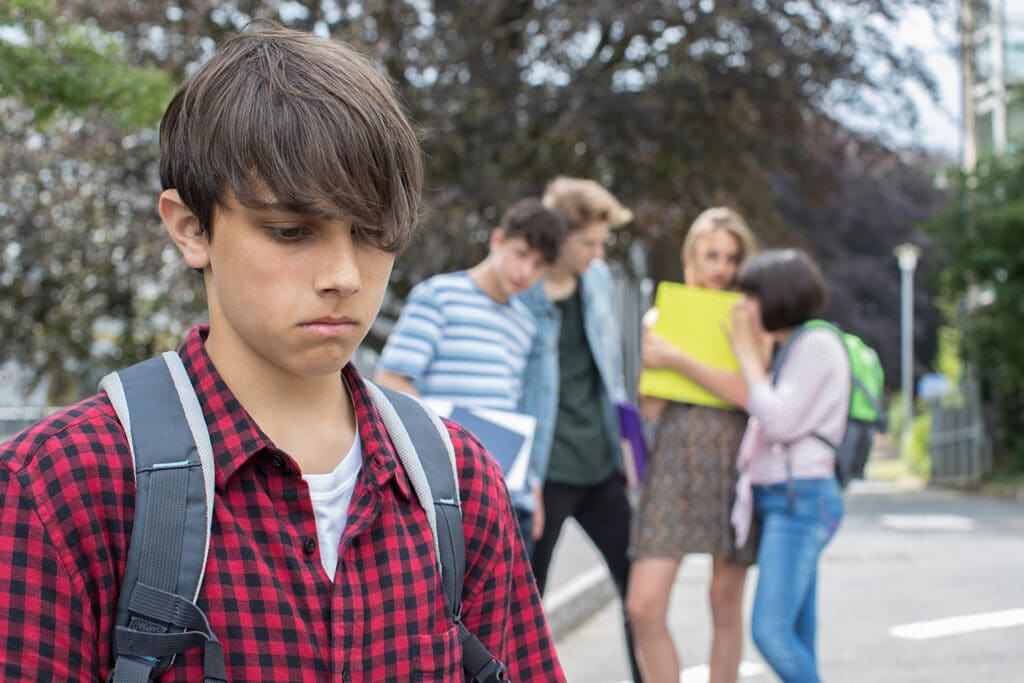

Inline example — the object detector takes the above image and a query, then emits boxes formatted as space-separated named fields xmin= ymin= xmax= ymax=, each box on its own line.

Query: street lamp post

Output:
xmin=894 ymin=243 xmax=921 ymax=458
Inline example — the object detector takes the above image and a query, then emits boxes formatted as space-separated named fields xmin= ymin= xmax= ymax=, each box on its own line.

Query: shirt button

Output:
xmin=269 ymin=455 xmax=284 ymax=469
xmin=303 ymin=537 xmax=317 ymax=555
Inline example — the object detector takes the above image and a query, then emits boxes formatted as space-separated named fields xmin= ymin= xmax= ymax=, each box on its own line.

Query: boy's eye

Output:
xmin=266 ymin=226 xmax=310 ymax=243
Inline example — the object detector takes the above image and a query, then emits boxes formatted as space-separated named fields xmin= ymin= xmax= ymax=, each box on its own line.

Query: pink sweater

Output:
xmin=732 ymin=328 xmax=850 ymax=547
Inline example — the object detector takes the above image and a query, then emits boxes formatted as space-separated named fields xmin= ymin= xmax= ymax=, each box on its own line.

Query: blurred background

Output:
xmin=1 ymin=0 xmax=1022 ymax=485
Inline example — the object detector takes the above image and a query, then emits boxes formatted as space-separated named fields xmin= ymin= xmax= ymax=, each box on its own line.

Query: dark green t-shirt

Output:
xmin=546 ymin=288 xmax=616 ymax=485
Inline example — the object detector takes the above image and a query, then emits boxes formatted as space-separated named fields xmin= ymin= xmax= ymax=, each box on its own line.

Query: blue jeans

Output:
xmin=751 ymin=478 xmax=843 ymax=683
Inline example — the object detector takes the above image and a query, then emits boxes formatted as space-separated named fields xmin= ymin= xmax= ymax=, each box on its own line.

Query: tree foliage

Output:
xmin=927 ymin=154 xmax=1024 ymax=470
xmin=0 ymin=103 xmax=199 ymax=402
xmin=1 ymin=0 xmax=949 ymax=401
xmin=772 ymin=125 xmax=945 ymax=387
xmin=0 ymin=0 xmax=174 ymax=128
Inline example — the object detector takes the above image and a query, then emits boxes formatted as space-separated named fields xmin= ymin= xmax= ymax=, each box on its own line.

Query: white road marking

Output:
xmin=879 ymin=514 xmax=976 ymax=531
xmin=612 ymin=660 xmax=767 ymax=683
xmin=890 ymin=608 xmax=1024 ymax=640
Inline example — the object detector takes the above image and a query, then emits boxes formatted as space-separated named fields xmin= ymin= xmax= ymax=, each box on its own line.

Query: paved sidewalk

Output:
xmin=546 ymin=478 xmax=1024 ymax=682
xmin=552 ymin=549 xmax=762 ymax=682
xmin=541 ymin=519 xmax=618 ymax=640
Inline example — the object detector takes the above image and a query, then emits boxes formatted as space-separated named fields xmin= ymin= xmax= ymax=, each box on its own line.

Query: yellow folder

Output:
xmin=637 ymin=282 xmax=742 ymax=409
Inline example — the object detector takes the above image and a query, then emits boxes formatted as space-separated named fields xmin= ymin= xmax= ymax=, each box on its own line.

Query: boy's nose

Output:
xmin=317 ymin=236 xmax=362 ymax=296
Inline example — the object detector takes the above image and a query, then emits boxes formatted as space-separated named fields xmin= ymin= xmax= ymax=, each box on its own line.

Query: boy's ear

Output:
xmin=489 ymin=228 xmax=506 ymax=252
xmin=160 ymin=189 xmax=210 ymax=270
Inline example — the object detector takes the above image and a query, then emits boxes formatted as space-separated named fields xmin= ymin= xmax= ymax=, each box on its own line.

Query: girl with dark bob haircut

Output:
xmin=729 ymin=248 xmax=847 ymax=683
xmin=736 ymin=249 xmax=827 ymax=331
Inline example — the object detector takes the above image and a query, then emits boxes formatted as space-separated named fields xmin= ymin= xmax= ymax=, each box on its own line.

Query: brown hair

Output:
xmin=498 ymin=199 xmax=567 ymax=264
xmin=737 ymin=249 xmax=828 ymax=331
xmin=681 ymin=207 xmax=758 ymax=287
xmin=541 ymin=176 xmax=633 ymax=232
xmin=159 ymin=22 xmax=422 ymax=252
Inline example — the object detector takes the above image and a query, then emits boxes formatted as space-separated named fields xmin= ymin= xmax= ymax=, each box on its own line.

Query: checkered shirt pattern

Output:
xmin=0 ymin=326 xmax=565 ymax=681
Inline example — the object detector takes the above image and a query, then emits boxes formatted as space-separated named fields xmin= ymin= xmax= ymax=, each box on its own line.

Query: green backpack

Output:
xmin=772 ymin=319 xmax=886 ymax=487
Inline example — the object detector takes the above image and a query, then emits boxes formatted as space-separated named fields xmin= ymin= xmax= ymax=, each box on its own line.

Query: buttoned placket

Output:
xmin=330 ymin=467 xmax=385 ymax=680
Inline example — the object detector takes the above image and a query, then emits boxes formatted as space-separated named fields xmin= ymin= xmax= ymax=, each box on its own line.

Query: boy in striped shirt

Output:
xmin=375 ymin=199 xmax=566 ymax=554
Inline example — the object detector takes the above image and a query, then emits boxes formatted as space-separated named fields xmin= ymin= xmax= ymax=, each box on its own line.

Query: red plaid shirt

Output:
xmin=0 ymin=327 xmax=564 ymax=681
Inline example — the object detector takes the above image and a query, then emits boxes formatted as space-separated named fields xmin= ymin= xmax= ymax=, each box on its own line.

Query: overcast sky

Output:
xmin=859 ymin=4 xmax=962 ymax=158
xmin=900 ymin=5 xmax=961 ymax=157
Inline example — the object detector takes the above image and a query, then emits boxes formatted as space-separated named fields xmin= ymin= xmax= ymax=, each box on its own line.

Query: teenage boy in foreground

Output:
xmin=0 ymin=25 xmax=564 ymax=681
xmin=375 ymin=198 xmax=567 ymax=556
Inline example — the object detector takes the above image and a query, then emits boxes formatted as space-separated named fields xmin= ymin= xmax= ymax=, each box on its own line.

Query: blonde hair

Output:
xmin=542 ymin=176 xmax=633 ymax=232
xmin=681 ymin=207 xmax=758 ymax=287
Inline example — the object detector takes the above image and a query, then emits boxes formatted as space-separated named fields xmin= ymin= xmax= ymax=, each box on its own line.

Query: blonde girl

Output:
xmin=627 ymin=207 xmax=760 ymax=683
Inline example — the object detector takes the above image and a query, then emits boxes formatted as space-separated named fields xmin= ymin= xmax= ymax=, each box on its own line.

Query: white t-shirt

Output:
xmin=302 ymin=436 xmax=362 ymax=579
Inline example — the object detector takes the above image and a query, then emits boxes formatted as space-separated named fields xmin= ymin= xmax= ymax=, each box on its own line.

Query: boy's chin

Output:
xmin=291 ymin=350 xmax=356 ymax=377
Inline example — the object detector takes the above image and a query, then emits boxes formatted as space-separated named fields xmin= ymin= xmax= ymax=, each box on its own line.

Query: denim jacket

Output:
xmin=516 ymin=259 xmax=627 ymax=482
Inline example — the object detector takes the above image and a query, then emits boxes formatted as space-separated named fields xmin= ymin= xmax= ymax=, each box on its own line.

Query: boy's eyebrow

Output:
xmin=245 ymin=200 xmax=339 ymax=222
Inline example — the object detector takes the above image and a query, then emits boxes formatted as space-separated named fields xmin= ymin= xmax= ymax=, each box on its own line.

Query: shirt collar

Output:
xmin=342 ymin=364 xmax=411 ymax=500
xmin=177 ymin=325 xmax=410 ymax=498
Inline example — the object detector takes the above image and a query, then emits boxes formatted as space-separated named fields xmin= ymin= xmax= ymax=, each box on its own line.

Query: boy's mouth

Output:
xmin=299 ymin=317 xmax=360 ymax=337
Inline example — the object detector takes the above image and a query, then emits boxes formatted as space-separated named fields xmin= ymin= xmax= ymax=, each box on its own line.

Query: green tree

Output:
xmin=928 ymin=153 xmax=1024 ymax=470
xmin=0 ymin=0 xmax=173 ymax=128
xmin=773 ymin=128 xmax=946 ymax=387
xmin=1 ymin=0 xmax=179 ymax=401
xmin=2 ymin=0 xmax=950 ymax=401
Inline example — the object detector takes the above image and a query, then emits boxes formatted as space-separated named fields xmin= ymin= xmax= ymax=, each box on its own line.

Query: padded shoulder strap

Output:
xmin=100 ymin=352 xmax=224 ymax=682
xmin=364 ymin=382 xmax=508 ymax=683
xmin=363 ymin=382 xmax=462 ymax=615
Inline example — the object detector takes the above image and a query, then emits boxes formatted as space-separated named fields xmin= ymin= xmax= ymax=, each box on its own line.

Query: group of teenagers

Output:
xmin=377 ymin=176 xmax=849 ymax=683
xmin=0 ymin=23 xmax=849 ymax=683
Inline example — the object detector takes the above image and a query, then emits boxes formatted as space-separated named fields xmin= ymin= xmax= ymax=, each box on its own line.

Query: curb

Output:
xmin=542 ymin=566 xmax=616 ymax=641
xmin=928 ymin=480 xmax=1024 ymax=506
xmin=974 ymin=483 xmax=1024 ymax=505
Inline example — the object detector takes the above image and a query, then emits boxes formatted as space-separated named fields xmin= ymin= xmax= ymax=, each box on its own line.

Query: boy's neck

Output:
xmin=204 ymin=329 xmax=357 ymax=475
xmin=542 ymin=265 xmax=578 ymax=302
xmin=467 ymin=260 xmax=509 ymax=304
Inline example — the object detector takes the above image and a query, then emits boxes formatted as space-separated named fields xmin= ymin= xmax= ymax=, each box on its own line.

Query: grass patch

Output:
xmin=983 ymin=470 xmax=1024 ymax=486
xmin=866 ymin=457 xmax=915 ymax=482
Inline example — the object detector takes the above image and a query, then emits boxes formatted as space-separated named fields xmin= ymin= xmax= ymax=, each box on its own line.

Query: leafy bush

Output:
xmin=906 ymin=413 xmax=932 ymax=480
xmin=927 ymin=154 xmax=1024 ymax=471
xmin=886 ymin=392 xmax=932 ymax=481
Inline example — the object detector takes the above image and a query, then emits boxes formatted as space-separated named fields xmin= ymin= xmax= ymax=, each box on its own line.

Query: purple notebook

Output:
xmin=616 ymin=402 xmax=647 ymax=488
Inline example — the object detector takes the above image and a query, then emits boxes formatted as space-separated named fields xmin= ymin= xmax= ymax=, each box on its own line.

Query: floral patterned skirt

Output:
xmin=630 ymin=401 xmax=758 ymax=564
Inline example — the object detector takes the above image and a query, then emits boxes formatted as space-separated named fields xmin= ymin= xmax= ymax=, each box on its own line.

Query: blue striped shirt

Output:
xmin=379 ymin=271 xmax=536 ymax=411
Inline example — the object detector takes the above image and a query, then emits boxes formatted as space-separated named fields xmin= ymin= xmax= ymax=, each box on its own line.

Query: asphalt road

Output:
xmin=553 ymin=480 xmax=1024 ymax=682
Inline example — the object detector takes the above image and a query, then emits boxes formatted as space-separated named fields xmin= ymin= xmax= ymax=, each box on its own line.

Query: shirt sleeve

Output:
xmin=377 ymin=280 xmax=445 ymax=381
xmin=447 ymin=422 xmax=566 ymax=682
xmin=746 ymin=329 xmax=848 ymax=444
xmin=0 ymin=462 xmax=97 ymax=679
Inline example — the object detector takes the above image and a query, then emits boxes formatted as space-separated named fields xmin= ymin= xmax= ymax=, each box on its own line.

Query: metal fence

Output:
xmin=611 ymin=274 xmax=651 ymax=402
xmin=927 ymin=375 xmax=991 ymax=486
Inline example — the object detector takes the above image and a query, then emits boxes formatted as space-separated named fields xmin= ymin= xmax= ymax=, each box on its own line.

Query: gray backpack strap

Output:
xmin=100 ymin=352 xmax=225 ymax=683
xmin=364 ymin=382 xmax=508 ymax=683
xmin=362 ymin=382 xmax=462 ymax=614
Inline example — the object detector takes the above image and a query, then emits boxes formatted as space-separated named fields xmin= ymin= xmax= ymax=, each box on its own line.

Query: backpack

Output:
xmin=771 ymin=320 xmax=885 ymax=488
xmin=99 ymin=352 xmax=508 ymax=683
